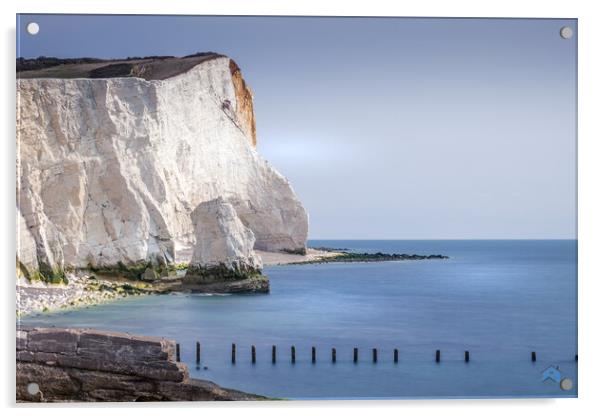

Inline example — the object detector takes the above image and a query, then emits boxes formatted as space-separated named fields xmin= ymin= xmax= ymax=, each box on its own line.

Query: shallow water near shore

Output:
xmin=19 ymin=240 xmax=577 ymax=399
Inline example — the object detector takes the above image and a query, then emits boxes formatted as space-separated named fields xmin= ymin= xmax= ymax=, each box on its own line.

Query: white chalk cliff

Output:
xmin=16 ymin=55 xmax=308 ymax=281
xmin=186 ymin=197 xmax=262 ymax=279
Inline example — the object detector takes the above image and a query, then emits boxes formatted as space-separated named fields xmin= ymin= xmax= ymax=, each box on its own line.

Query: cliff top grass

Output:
xmin=17 ymin=52 xmax=225 ymax=80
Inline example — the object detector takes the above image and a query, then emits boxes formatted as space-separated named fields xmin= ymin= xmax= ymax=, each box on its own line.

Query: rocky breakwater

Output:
xmin=16 ymin=53 xmax=308 ymax=293
xmin=16 ymin=327 xmax=264 ymax=402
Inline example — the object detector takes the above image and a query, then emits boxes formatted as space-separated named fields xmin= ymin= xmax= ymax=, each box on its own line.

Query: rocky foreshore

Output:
xmin=16 ymin=269 xmax=270 ymax=317
xmin=16 ymin=327 xmax=265 ymax=402
xmin=289 ymin=248 xmax=449 ymax=265
xmin=16 ymin=274 xmax=152 ymax=317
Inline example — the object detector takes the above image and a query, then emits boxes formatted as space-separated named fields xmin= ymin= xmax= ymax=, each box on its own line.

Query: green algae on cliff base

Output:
xmin=85 ymin=261 xmax=186 ymax=281
xmin=17 ymin=260 xmax=69 ymax=285
xmin=183 ymin=263 xmax=263 ymax=284
xmin=179 ymin=263 xmax=268 ymax=294
xmin=87 ymin=261 xmax=151 ymax=280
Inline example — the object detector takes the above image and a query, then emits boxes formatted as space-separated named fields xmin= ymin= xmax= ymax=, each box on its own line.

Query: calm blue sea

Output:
xmin=19 ymin=240 xmax=578 ymax=399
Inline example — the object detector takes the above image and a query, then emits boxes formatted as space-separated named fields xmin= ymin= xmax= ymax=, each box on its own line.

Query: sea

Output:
xmin=19 ymin=240 xmax=578 ymax=399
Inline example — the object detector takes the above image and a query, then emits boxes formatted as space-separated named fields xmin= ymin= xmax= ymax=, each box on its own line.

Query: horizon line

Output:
xmin=307 ymin=238 xmax=578 ymax=241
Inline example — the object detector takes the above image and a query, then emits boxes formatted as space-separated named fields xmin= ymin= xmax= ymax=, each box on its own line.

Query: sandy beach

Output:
xmin=256 ymin=248 xmax=343 ymax=266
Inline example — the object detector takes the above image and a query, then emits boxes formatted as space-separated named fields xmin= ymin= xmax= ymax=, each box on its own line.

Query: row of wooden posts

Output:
xmin=174 ymin=343 xmax=577 ymax=364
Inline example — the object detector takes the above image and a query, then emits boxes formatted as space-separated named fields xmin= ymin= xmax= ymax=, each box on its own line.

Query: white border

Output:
xmin=2 ymin=1 xmax=601 ymax=415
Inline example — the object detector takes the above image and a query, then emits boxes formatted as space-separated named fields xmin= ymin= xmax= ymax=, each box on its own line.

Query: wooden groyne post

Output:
xmin=196 ymin=341 xmax=201 ymax=365
xmin=220 ymin=343 xmax=575 ymax=365
xmin=176 ymin=343 xmax=181 ymax=362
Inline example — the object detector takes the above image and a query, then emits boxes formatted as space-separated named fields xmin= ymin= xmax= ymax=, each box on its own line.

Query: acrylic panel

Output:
xmin=16 ymin=14 xmax=577 ymax=401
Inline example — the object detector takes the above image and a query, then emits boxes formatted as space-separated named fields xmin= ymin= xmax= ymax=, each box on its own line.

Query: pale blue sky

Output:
xmin=17 ymin=15 xmax=577 ymax=239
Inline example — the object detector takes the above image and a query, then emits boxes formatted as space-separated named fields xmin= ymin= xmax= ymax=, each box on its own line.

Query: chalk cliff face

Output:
xmin=16 ymin=55 xmax=308 ymax=281
xmin=186 ymin=198 xmax=262 ymax=277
